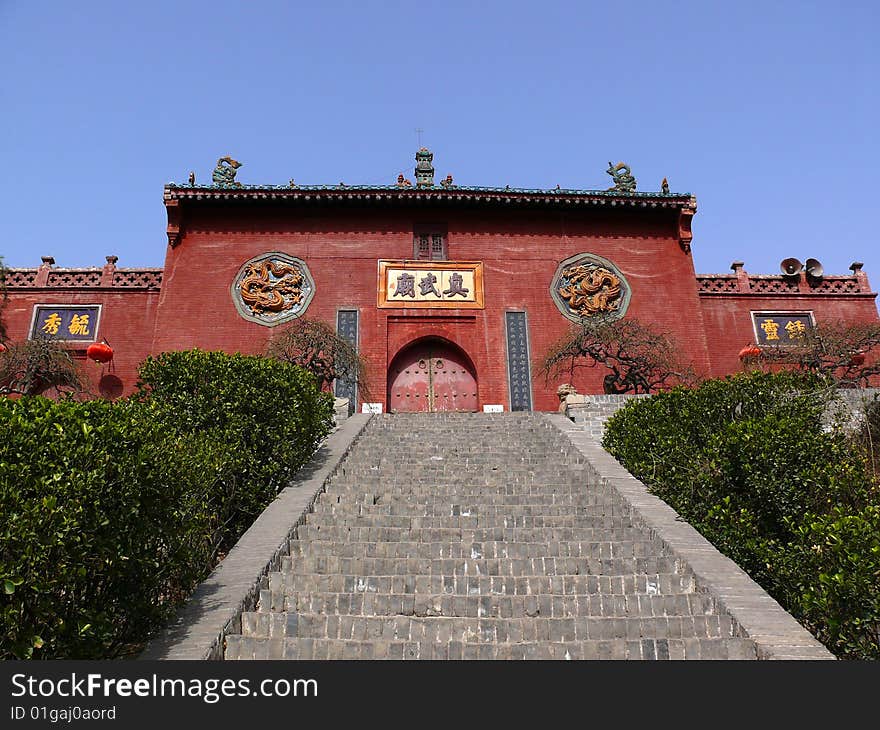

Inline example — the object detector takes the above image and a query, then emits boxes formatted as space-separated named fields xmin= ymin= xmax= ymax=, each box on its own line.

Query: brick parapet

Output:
xmin=564 ymin=394 xmax=650 ymax=439
xmin=3 ymin=261 xmax=163 ymax=290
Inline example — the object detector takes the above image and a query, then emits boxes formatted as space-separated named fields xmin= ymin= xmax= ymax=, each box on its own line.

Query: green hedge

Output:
xmin=135 ymin=349 xmax=334 ymax=553
xmin=602 ymin=371 xmax=880 ymax=659
xmin=0 ymin=350 xmax=332 ymax=659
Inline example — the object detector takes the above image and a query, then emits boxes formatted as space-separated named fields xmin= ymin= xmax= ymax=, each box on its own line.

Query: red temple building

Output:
xmin=3 ymin=150 xmax=878 ymax=411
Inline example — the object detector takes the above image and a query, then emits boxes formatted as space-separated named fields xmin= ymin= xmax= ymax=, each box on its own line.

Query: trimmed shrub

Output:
xmin=603 ymin=371 xmax=880 ymax=659
xmin=1 ymin=349 xmax=333 ymax=659
xmin=0 ymin=397 xmax=226 ymax=659
xmin=134 ymin=349 xmax=333 ymax=553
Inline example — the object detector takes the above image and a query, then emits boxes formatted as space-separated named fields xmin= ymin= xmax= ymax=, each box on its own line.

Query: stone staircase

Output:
xmin=223 ymin=413 xmax=759 ymax=660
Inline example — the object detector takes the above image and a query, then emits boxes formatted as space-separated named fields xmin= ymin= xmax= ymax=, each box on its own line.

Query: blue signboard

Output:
xmin=751 ymin=311 xmax=815 ymax=346
xmin=29 ymin=305 xmax=101 ymax=342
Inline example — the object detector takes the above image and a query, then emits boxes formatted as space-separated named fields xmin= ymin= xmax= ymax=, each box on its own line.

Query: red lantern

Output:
xmin=849 ymin=351 xmax=866 ymax=366
xmin=87 ymin=342 xmax=113 ymax=363
xmin=0 ymin=342 xmax=6 ymax=354
xmin=738 ymin=344 xmax=762 ymax=360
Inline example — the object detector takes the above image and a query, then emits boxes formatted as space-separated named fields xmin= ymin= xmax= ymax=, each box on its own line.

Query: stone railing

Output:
xmin=565 ymin=388 xmax=880 ymax=440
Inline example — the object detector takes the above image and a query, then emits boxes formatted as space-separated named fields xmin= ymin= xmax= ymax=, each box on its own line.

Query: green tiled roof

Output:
xmin=166 ymin=182 xmax=691 ymax=197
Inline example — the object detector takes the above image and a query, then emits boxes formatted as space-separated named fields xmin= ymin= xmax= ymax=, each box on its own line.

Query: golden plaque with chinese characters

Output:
xmin=377 ymin=261 xmax=485 ymax=309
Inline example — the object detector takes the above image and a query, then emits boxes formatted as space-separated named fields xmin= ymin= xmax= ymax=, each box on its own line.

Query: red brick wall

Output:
xmin=2 ymin=289 xmax=159 ymax=397
xmin=152 ymin=202 xmax=708 ymax=411
xmin=6 ymin=199 xmax=876 ymax=410
xmin=699 ymin=294 xmax=880 ymax=378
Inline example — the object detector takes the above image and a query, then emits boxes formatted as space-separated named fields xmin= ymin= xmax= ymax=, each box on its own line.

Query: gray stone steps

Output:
xmin=309 ymin=502 xmax=631 ymax=518
xmin=239 ymin=612 xmax=735 ymax=642
xmin=220 ymin=412 xmax=762 ymax=661
xmin=283 ymin=552 xmax=672 ymax=577
xmin=322 ymin=481 xmax=604 ymax=495
xmin=296 ymin=524 xmax=666 ymax=545
xmin=303 ymin=513 xmax=638 ymax=529
xmin=263 ymin=588 xmax=709 ymax=617
xmin=285 ymin=534 xmax=658 ymax=558
xmin=224 ymin=635 xmax=758 ymax=660
xmin=260 ymin=565 xmax=687 ymax=598
xmin=315 ymin=491 xmax=618 ymax=507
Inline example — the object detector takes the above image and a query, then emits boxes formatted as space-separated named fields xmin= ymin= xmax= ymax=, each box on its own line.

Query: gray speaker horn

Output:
xmin=780 ymin=257 xmax=803 ymax=276
xmin=805 ymin=258 xmax=824 ymax=278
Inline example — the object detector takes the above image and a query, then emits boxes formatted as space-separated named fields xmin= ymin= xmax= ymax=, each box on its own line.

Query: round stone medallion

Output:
xmin=550 ymin=253 xmax=631 ymax=323
xmin=231 ymin=252 xmax=315 ymax=326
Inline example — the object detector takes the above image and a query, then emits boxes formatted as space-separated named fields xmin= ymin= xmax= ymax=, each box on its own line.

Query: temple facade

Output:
xmin=3 ymin=151 xmax=878 ymax=411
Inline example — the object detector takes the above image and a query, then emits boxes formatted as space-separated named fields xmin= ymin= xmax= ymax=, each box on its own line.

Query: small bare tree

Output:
xmin=759 ymin=321 xmax=880 ymax=388
xmin=0 ymin=337 xmax=87 ymax=397
xmin=266 ymin=317 xmax=369 ymax=397
xmin=537 ymin=317 xmax=697 ymax=394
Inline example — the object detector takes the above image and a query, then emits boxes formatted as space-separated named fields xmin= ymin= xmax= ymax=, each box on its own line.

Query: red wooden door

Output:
xmin=388 ymin=340 xmax=478 ymax=413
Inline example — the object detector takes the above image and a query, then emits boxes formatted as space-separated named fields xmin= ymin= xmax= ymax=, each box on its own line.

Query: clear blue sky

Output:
xmin=1 ymin=1 xmax=877 ymax=286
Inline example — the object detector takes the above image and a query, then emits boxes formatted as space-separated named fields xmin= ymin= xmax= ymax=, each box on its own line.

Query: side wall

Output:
xmin=2 ymin=267 xmax=161 ymax=397
xmin=699 ymin=293 xmax=879 ymax=378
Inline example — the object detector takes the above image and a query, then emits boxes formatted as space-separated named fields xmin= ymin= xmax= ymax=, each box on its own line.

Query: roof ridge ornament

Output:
xmin=213 ymin=156 xmax=242 ymax=187
xmin=415 ymin=147 xmax=435 ymax=188
xmin=606 ymin=161 xmax=637 ymax=193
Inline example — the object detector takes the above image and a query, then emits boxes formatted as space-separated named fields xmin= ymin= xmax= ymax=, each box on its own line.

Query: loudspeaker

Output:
xmin=780 ymin=257 xmax=803 ymax=276
xmin=805 ymin=258 xmax=824 ymax=279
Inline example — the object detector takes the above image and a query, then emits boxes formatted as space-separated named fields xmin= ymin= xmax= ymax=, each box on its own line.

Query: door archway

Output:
xmin=387 ymin=338 xmax=478 ymax=413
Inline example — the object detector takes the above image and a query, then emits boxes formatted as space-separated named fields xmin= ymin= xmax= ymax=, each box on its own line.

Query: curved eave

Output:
xmin=163 ymin=184 xmax=696 ymax=211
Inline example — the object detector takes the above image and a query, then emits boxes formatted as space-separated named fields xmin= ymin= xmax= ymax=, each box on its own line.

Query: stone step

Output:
xmin=263 ymin=586 xmax=706 ymax=617
xmin=303 ymin=514 xmax=639 ymax=529
xmin=261 ymin=565 xmax=687 ymax=599
xmin=295 ymin=525 xmax=665 ymax=544
xmin=309 ymin=502 xmax=632 ymax=518
xmin=240 ymin=612 xmax=735 ymax=642
xmin=285 ymin=551 xmax=671 ymax=578
xmin=315 ymin=491 xmax=617 ymax=507
xmin=286 ymin=534 xmax=657 ymax=559
xmin=224 ymin=635 xmax=758 ymax=660
xmin=322 ymin=481 xmax=602 ymax=495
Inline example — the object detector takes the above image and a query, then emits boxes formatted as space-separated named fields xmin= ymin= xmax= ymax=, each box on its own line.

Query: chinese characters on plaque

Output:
xmin=334 ymin=309 xmax=359 ymax=417
xmin=377 ymin=261 xmax=484 ymax=309
xmin=506 ymin=311 xmax=533 ymax=412
xmin=29 ymin=305 xmax=101 ymax=342
xmin=751 ymin=312 xmax=814 ymax=346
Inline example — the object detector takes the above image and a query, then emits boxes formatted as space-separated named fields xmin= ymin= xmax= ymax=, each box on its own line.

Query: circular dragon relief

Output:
xmin=231 ymin=252 xmax=315 ymax=326
xmin=550 ymin=253 xmax=631 ymax=323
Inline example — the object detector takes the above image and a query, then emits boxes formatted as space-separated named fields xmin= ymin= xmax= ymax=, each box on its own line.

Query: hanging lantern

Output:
xmin=0 ymin=342 xmax=6 ymax=354
xmin=738 ymin=344 xmax=762 ymax=360
xmin=87 ymin=342 xmax=114 ymax=364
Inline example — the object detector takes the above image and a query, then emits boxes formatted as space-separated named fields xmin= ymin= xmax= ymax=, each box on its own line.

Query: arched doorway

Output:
xmin=387 ymin=338 xmax=478 ymax=413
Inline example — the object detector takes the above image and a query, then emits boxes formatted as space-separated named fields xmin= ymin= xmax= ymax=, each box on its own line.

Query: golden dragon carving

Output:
xmin=558 ymin=264 xmax=622 ymax=317
xmin=239 ymin=260 xmax=305 ymax=314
